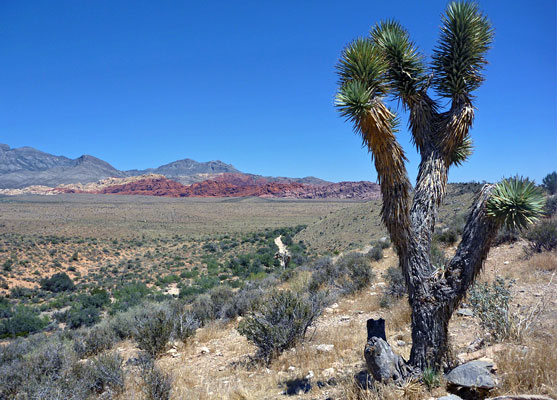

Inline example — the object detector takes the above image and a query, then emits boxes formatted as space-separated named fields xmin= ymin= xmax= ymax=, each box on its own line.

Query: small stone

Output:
xmin=199 ymin=346 xmax=210 ymax=354
xmin=325 ymin=307 xmax=334 ymax=313
xmin=396 ymin=340 xmax=406 ymax=347
xmin=330 ymin=303 xmax=339 ymax=309
xmin=436 ymin=395 xmax=463 ymax=400
xmin=305 ymin=370 xmax=314 ymax=380
xmin=323 ymin=367 xmax=335 ymax=377
xmin=369 ymin=292 xmax=378 ymax=296
xmin=166 ymin=348 xmax=177 ymax=354
xmin=288 ymin=366 xmax=296 ymax=371
xmin=340 ymin=315 xmax=350 ymax=322
xmin=316 ymin=344 xmax=335 ymax=353
xmin=503 ymin=261 xmax=509 ymax=265
xmin=456 ymin=308 xmax=474 ymax=317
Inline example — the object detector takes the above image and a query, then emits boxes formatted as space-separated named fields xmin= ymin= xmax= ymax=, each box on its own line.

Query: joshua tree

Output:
xmin=335 ymin=1 xmax=545 ymax=371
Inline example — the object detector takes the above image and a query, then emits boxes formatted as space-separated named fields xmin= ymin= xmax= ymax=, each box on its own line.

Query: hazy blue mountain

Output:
xmin=0 ymin=143 xmax=332 ymax=189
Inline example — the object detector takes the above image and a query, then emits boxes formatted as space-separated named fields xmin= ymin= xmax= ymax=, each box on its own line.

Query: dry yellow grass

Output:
xmin=494 ymin=335 xmax=557 ymax=397
xmin=108 ymin=240 xmax=555 ymax=400
xmin=528 ymin=250 xmax=557 ymax=273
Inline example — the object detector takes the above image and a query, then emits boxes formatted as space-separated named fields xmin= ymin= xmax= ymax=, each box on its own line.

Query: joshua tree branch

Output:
xmin=358 ymin=103 xmax=412 ymax=257
xmin=442 ymin=184 xmax=499 ymax=304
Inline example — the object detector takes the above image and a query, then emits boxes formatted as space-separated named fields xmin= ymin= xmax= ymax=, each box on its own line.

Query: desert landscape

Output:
xmin=1 ymin=1 xmax=555 ymax=399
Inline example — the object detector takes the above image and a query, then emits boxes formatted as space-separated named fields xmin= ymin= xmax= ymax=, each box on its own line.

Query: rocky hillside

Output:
xmin=55 ymin=174 xmax=381 ymax=200
xmin=0 ymin=144 xmax=126 ymax=188
xmin=0 ymin=144 xmax=331 ymax=189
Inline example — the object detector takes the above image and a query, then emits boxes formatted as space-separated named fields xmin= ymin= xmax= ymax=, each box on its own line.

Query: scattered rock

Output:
xmin=445 ymin=359 xmax=497 ymax=395
xmin=330 ymin=303 xmax=339 ymax=309
xmin=316 ymin=344 xmax=335 ymax=353
xmin=288 ymin=366 xmax=296 ymax=372
xmin=457 ymin=308 xmax=474 ymax=317
xmin=284 ymin=378 xmax=311 ymax=395
xmin=199 ymin=346 xmax=210 ymax=354
xmin=503 ymin=261 xmax=509 ymax=265
xmin=437 ymin=395 xmax=463 ymax=400
xmin=305 ymin=370 xmax=314 ymax=380
xmin=340 ymin=315 xmax=351 ymax=322
xmin=396 ymin=340 xmax=406 ymax=347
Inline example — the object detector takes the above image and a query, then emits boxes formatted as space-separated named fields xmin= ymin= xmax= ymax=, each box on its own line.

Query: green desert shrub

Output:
xmin=434 ymin=227 xmax=459 ymax=245
xmin=111 ymin=282 xmax=152 ymax=314
xmin=525 ymin=219 xmax=557 ymax=252
xmin=385 ymin=266 xmax=406 ymax=296
xmin=167 ymin=301 xmax=199 ymax=343
xmin=493 ymin=226 xmax=520 ymax=246
xmin=367 ymin=246 xmax=384 ymax=261
xmin=132 ymin=304 xmax=173 ymax=357
xmin=87 ymin=351 xmax=126 ymax=395
xmin=0 ymin=304 xmax=49 ymax=338
xmin=469 ymin=277 xmax=514 ymax=341
xmin=40 ymin=272 xmax=75 ymax=292
xmin=309 ymin=253 xmax=374 ymax=295
xmin=73 ymin=323 xmax=117 ymax=358
xmin=544 ymin=195 xmax=557 ymax=217
xmin=139 ymin=355 xmax=173 ymax=400
xmin=542 ymin=171 xmax=557 ymax=194
xmin=237 ymin=290 xmax=323 ymax=364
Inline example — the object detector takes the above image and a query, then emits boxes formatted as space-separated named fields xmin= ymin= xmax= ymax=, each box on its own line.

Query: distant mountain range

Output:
xmin=0 ymin=144 xmax=380 ymax=200
xmin=0 ymin=144 xmax=327 ymax=189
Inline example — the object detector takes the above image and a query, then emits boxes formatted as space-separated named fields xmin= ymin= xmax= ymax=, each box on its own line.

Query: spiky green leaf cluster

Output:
xmin=432 ymin=1 xmax=493 ymax=98
xmin=371 ymin=20 xmax=426 ymax=102
xmin=335 ymin=38 xmax=388 ymax=123
xmin=450 ymin=135 xmax=473 ymax=166
xmin=487 ymin=176 xmax=546 ymax=231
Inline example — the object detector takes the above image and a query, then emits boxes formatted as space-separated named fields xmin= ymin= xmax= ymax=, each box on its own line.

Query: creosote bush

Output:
xmin=237 ymin=290 xmax=324 ymax=364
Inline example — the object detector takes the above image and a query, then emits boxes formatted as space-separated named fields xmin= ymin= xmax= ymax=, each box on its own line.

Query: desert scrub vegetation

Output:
xmin=0 ymin=224 xmax=310 ymax=338
xmin=308 ymin=252 xmax=375 ymax=296
xmin=237 ymin=289 xmax=325 ymax=364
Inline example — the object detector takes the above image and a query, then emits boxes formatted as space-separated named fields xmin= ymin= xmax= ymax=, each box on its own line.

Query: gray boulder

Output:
xmin=445 ymin=359 xmax=496 ymax=390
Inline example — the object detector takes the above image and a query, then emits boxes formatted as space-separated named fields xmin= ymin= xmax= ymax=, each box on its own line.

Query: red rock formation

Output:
xmin=32 ymin=173 xmax=381 ymax=200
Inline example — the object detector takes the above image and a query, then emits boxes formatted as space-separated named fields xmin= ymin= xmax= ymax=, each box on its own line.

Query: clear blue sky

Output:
xmin=1 ymin=1 xmax=555 ymax=183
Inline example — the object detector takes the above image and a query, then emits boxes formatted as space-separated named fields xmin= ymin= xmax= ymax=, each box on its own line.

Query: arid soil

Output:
xmin=114 ymin=241 xmax=557 ymax=399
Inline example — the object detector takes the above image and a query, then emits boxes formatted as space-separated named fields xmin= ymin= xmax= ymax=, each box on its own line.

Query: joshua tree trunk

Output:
xmin=335 ymin=1 xmax=543 ymax=373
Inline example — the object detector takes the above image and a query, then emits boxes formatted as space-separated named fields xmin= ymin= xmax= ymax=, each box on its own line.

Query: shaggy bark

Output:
xmin=405 ymin=185 xmax=500 ymax=369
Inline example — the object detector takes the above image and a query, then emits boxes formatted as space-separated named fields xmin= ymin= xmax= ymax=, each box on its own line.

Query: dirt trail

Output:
xmin=274 ymin=235 xmax=290 ymax=268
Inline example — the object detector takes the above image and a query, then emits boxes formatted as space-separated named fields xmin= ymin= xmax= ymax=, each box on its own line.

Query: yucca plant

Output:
xmin=335 ymin=1 xmax=544 ymax=372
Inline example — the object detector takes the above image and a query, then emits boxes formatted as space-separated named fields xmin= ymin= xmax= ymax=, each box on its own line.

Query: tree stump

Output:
xmin=364 ymin=318 xmax=413 ymax=383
